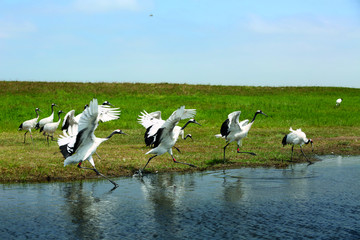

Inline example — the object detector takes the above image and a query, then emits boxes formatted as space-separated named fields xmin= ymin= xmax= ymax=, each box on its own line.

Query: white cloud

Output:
xmin=73 ymin=0 xmax=140 ymax=13
xmin=0 ymin=21 xmax=36 ymax=39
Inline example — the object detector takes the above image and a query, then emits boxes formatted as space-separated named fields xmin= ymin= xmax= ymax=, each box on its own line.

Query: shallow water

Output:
xmin=1 ymin=156 xmax=360 ymax=239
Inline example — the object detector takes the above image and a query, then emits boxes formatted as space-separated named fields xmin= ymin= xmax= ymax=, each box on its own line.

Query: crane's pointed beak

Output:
xmin=194 ymin=120 xmax=202 ymax=126
xmin=261 ymin=112 xmax=268 ymax=117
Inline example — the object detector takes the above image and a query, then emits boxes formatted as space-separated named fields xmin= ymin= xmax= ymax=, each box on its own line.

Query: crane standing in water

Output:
xmin=282 ymin=127 xmax=314 ymax=164
xmin=137 ymin=106 xmax=201 ymax=176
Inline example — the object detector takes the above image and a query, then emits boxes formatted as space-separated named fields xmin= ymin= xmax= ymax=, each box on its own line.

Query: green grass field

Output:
xmin=1 ymin=81 xmax=359 ymax=183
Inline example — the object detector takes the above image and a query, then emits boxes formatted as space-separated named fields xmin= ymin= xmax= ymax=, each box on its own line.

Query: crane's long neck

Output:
xmin=106 ymin=131 xmax=118 ymax=139
xmin=35 ymin=109 xmax=40 ymax=119
xmin=181 ymin=120 xmax=192 ymax=130
xmin=251 ymin=112 xmax=261 ymax=123
xmin=51 ymin=104 xmax=55 ymax=113
xmin=57 ymin=112 xmax=62 ymax=122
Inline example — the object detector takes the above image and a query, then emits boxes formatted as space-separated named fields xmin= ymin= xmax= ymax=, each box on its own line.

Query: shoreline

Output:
xmin=1 ymin=130 xmax=359 ymax=184
xmin=1 ymin=148 xmax=358 ymax=184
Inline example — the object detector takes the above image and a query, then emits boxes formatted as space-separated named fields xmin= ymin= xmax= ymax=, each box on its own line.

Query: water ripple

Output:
xmin=1 ymin=156 xmax=360 ymax=239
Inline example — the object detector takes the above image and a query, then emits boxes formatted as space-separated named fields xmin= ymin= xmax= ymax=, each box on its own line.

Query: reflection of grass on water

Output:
xmin=1 ymin=81 xmax=360 ymax=182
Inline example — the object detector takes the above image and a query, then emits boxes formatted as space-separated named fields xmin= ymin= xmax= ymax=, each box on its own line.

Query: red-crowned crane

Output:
xmin=282 ymin=127 xmax=314 ymax=164
xmin=62 ymin=101 xmax=118 ymax=135
xmin=18 ymin=107 xmax=41 ymax=143
xmin=215 ymin=110 xmax=268 ymax=162
xmin=61 ymin=104 xmax=88 ymax=135
xmin=58 ymin=98 xmax=125 ymax=190
xmin=35 ymin=103 xmax=57 ymax=131
xmin=336 ymin=98 xmax=343 ymax=107
xmin=137 ymin=106 xmax=201 ymax=176
xmin=60 ymin=101 xmax=120 ymax=159
xmin=138 ymin=110 xmax=193 ymax=150
xmin=41 ymin=110 xmax=64 ymax=146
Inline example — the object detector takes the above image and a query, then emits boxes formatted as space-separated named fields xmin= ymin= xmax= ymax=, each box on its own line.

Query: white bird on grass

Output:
xmin=282 ymin=127 xmax=314 ymax=164
xmin=18 ymin=107 xmax=41 ymax=143
xmin=336 ymin=98 xmax=343 ymax=107
xmin=60 ymin=101 xmax=120 ymax=159
xmin=138 ymin=110 xmax=193 ymax=149
xmin=215 ymin=110 xmax=268 ymax=162
xmin=62 ymin=101 xmax=119 ymax=135
xmin=58 ymin=98 xmax=125 ymax=190
xmin=61 ymin=104 xmax=88 ymax=135
xmin=42 ymin=110 xmax=64 ymax=146
xmin=136 ymin=106 xmax=201 ymax=176
xmin=36 ymin=103 xmax=57 ymax=132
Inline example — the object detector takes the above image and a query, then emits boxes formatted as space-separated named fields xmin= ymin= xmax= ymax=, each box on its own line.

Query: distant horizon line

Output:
xmin=1 ymin=79 xmax=358 ymax=89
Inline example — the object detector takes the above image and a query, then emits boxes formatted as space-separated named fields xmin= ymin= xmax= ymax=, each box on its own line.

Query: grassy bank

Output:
xmin=1 ymin=81 xmax=359 ymax=183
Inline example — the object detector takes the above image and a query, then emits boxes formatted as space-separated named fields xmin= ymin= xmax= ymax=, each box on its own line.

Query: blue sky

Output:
xmin=1 ymin=0 xmax=360 ymax=87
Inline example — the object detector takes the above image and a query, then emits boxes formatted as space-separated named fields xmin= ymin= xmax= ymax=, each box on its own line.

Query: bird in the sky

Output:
xmin=282 ymin=127 xmax=314 ymax=164
xmin=18 ymin=107 xmax=41 ymax=143
xmin=58 ymin=98 xmax=125 ymax=189
xmin=136 ymin=106 xmax=201 ymax=176
xmin=215 ymin=110 xmax=268 ymax=162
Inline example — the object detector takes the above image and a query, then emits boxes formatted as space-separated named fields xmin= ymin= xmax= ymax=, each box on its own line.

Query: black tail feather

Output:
xmin=61 ymin=116 xmax=70 ymax=131
xmin=59 ymin=144 xmax=71 ymax=159
xmin=144 ymin=127 xmax=154 ymax=146
xmin=282 ymin=134 xmax=287 ymax=146
xmin=153 ymin=128 xmax=164 ymax=148
xmin=220 ymin=119 xmax=230 ymax=137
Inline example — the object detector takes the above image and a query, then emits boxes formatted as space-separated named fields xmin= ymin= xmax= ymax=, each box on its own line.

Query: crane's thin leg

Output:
xmin=142 ymin=155 xmax=157 ymax=172
xmin=77 ymin=162 xmax=119 ymax=189
xmin=29 ymin=130 xmax=33 ymax=143
xmin=300 ymin=146 xmax=313 ymax=165
xmin=172 ymin=154 xmax=197 ymax=168
xmin=23 ymin=131 xmax=28 ymax=143
xmin=237 ymin=145 xmax=256 ymax=156
xmin=290 ymin=145 xmax=294 ymax=161
xmin=47 ymin=135 xmax=50 ymax=146
xmin=223 ymin=143 xmax=230 ymax=162
xmin=133 ymin=155 xmax=158 ymax=177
